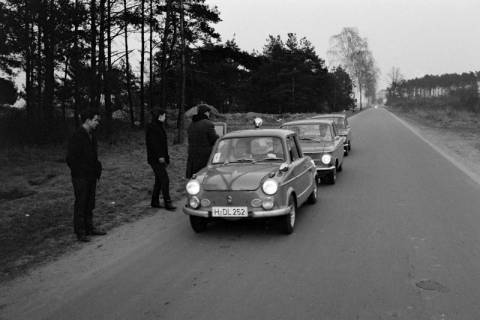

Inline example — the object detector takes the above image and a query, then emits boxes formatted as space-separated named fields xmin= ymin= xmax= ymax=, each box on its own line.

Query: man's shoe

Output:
xmin=77 ymin=235 xmax=91 ymax=242
xmin=89 ymin=229 xmax=107 ymax=236
xmin=165 ymin=203 xmax=177 ymax=211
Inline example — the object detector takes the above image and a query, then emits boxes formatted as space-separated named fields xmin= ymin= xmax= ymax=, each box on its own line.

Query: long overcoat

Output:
xmin=186 ymin=117 xmax=218 ymax=178
xmin=146 ymin=120 xmax=169 ymax=165
xmin=66 ymin=127 xmax=102 ymax=180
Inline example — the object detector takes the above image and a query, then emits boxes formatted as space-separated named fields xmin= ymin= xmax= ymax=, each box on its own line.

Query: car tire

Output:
xmin=327 ymin=166 xmax=336 ymax=185
xmin=190 ymin=216 xmax=208 ymax=233
xmin=348 ymin=141 xmax=352 ymax=152
xmin=344 ymin=148 xmax=349 ymax=156
xmin=338 ymin=161 xmax=343 ymax=172
xmin=282 ymin=195 xmax=296 ymax=234
xmin=307 ymin=181 xmax=318 ymax=204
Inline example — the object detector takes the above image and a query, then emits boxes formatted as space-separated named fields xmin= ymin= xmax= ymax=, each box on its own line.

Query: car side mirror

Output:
xmin=279 ymin=163 xmax=289 ymax=173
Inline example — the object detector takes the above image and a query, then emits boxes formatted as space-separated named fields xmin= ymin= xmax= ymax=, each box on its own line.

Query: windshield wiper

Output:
xmin=300 ymin=137 xmax=323 ymax=142
xmin=258 ymin=157 xmax=284 ymax=162
xmin=229 ymin=158 xmax=255 ymax=163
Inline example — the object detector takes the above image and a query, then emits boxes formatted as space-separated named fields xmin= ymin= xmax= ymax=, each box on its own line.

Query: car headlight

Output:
xmin=321 ymin=154 xmax=332 ymax=165
xmin=186 ymin=180 xmax=200 ymax=195
xmin=189 ymin=196 xmax=200 ymax=209
xmin=262 ymin=179 xmax=278 ymax=195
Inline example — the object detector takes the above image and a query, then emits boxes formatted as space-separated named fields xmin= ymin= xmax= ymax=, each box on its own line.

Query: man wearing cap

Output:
xmin=146 ymin=108 xmax=176 ymax=211
xmin=186 ymin=104 xmax=219 ymax=179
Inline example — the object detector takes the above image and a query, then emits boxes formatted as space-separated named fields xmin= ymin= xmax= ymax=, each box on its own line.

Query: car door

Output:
xmin=344 ymin=117 xmax=352 ymax=142
xmin=331 ymin=123 xmax=344 ymax=165
xmin=288 ymin=135 xmax=312 ymax=204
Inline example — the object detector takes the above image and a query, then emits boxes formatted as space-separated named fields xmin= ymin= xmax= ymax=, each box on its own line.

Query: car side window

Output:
xmin=331 ymin=123 xmax=338 ymax=137
xmin=287 ymin=136 xmax=300 ymax=162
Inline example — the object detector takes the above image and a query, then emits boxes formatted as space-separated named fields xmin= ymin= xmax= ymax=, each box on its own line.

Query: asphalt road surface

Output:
xmin=3 ymin=108 xmax=480 ymax=320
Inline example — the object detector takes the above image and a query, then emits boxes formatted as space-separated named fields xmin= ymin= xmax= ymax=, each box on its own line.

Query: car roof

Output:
xmin=311 ymin=113 xmax=346 ymax=119
xmin=281 ymin=119 xmax=334 ymax=126
xmin=222 ymin=128 xmax=294 ymax=139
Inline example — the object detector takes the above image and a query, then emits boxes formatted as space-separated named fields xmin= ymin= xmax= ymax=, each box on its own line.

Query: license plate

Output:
xmin=212 ymin=206 xmax=248 ymax=217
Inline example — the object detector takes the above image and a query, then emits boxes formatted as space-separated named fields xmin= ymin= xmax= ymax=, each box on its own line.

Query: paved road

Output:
xmin=3 ymin=108 xmax=480 ymax=320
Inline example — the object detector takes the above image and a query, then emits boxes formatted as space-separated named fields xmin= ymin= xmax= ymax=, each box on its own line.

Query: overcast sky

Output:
xmin=205 ymin=0 xmax=480 ymax=89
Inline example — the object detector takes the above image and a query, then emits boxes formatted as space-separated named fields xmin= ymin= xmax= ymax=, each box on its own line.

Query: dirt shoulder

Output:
xmin=386 ymin=106 xmax=480 ymax=185
xmin=0 ymin=111 xmax=330 ymax=283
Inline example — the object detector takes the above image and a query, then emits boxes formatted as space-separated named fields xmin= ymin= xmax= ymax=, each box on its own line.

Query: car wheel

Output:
xmin=344 ymin=148 xmax=349 ymax=156
xmin=327 ymin=166 xmax=337 ymax=185
xmin=282 ymin=195 xmax=296 ymax=234
xmin=348 ymin=141 xmax=352 ymax=152
xmin=307 ymin=181 xmax=318 ymax=204
xmin=338 ymin=161 xmax=343 ymax=172
xmin=190 ymin=215 xmax=208 ymax=233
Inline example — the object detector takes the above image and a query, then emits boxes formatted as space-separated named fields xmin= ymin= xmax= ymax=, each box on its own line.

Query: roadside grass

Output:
xmin=0 ymin=111 xmax=331 ymax=282
xmin=389 ymin=104 xmax=480 ymax=134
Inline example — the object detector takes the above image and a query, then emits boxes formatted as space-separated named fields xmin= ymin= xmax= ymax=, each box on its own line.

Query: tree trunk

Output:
xmin=62 ymin=57 xmax=69 ymax=121
xmin=123 ymin=0 xmax=135 ymax=127
xmin=25 ymin=0 xmax=33 ymax=120
xmin=176 ymin=0 xmax=185 ymax=144
xmin=140 ymin=0 xmax=145 ymax=126
xmin=90 ymin=0 xmax=98 ymax=111
xmin=98 ymin=0 xmax=106 ymax=118
xmin=105 ymin=0 xmax=113 ymax=138
xmin=160 ymin=0 xmax=172 ymax=110
xmin=74 ymin=0 xmax=80 ymax=126
xmin=43 ymin=0 xmax=55 ymax=127
xmin=149 ymin=0 xmax=154 ymax=112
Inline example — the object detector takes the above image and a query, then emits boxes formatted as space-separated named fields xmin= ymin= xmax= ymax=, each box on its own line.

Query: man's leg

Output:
xmin=72 ymin=178 xmax=90 ymax=241
xmin=158 ymin=164 xmax=176 ymax=210
xmin=84 ymin=179 xmax=96 ymax=234
xmin=150 ymin=164 xmax=161 ymax=207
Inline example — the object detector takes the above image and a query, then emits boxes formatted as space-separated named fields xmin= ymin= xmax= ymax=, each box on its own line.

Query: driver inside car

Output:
xmin=230 ymin=139 xmax=252 ymax=161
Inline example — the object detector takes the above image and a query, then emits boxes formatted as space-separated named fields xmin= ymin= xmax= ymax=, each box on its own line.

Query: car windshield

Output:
xmin=211 ymin=137 xmax=285 ymax=164
xmin=332 ymin=117 xmax=345 ymax=129
xmin=282 ymin=123 xmax=333 ymax=142
xmin=316 ymin=117 xmax=345 ymax=129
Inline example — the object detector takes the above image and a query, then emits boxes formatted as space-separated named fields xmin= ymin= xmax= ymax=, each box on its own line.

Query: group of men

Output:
xmin=66 ymin=105 xmax=218 ymax=242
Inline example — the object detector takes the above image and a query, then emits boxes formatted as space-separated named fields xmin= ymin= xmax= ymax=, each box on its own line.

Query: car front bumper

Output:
xmin=315 ymin=165 xmax=335 ymax=177
xmin=183 ymin=206 xmax=291 ymax=218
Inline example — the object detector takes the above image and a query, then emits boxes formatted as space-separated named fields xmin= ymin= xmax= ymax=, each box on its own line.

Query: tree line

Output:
xmin=387 ymin=69 xmax=479 ymax=111
xmin=0 ymin=0 xmax=356 ymax=144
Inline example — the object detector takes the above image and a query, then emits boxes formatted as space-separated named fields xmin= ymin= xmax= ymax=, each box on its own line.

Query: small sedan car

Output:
xmin=183 ymin=128 xmax=318 ymax=234
xmin=312 ymin=113 xmax=352 ymax=156
xmin=281 ymin=119 xmax=344 ymax=185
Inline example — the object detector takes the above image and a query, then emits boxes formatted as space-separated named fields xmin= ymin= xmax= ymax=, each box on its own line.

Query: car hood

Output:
xmin=338 ymin=128 xmax=350 ymax=136
xmin=202 ymin=163 xmax=279 ymax=191
xmin=300 ymin=142 xmax=335 ymax=154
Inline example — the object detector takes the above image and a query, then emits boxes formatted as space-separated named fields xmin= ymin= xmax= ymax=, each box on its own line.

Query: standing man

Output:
xmin=146 ymin=108 xmax=176 ymax=211
xmin=66 ymin=109 xmax=106 ymax=242
xmin=186 ymin=105 xmax=219 ymax=179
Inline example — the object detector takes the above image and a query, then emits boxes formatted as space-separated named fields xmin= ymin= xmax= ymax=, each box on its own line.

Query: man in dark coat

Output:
xmin=146 ymin=108 xmax=176 ymax=210
xmin=186 ymin=105 xmax=219 ymax=179
xmin=66 ymin=109 xmax=105 ymax=242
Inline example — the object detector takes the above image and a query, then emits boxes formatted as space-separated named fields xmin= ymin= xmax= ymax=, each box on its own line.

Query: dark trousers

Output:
xmin=72 ymin=177 xmax=97 ymax=236
xmin=150 ymin=163 xmax=171 ymax=205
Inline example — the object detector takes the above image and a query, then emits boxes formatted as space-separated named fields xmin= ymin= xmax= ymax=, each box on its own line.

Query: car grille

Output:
xmin=303 ymin=152 xmax=322 ymax=160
